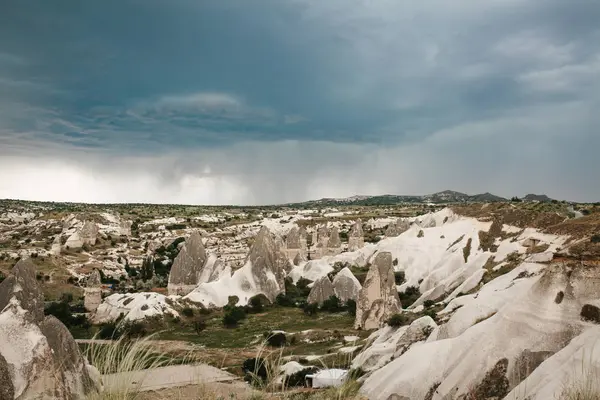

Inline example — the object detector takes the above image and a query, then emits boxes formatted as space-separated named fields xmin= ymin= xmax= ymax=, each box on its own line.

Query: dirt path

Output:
xmin=102 ymin=363 xmax=240 ymax=392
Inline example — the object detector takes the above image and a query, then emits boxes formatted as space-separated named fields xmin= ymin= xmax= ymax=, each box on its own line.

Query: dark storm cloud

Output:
xmin=0 ymin=0 xmax=598 ymax=203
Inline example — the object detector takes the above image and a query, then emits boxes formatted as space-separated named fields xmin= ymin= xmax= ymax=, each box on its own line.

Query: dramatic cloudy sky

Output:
xmin=1 ymin=0 xmax=599 ymax=204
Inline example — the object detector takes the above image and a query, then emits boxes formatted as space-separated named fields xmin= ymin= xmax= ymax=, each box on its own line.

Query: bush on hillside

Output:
xmin=591 ymin=234 xmax=600 ymax=244
xmin=394 ymin=271 xmax=405 ymax=285
xmin=286 ymin=366 xmax=319 ymax=387
xmin=181 ymin=307 xmax=194 ymax=318
xmin=275 ymin=292 xmax=296 ymax=307
xmin=242 ymin=357 xmax=268 ymax=386
xmin=399 ymin=286 xmax=421 ymax=307
xmin=346 ymin=299 xmax=357 ymax=316
xmin=193 ymin=318 xmax=207 ymax=335
xmin=387 ymin=313 xmax=408 ymax=328
xmin=321 ymin=295 xmax=344 ymax=313
xmin=97 ymin=322 xmax=122 ymax=340
xmin=223 ymin=307 xmax=246 ymax=328
xmin=423 ymin=300 xmax=435 ymax=308
xmin=264 ymin=331 xmax=287 ymax=347
xmin=302 ymin=302 xmax=319 ymax=316
xmin=248 ymin=294 xmax=270 ymax=313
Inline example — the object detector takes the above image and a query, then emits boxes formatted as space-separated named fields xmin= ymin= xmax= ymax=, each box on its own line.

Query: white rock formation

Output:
xmin=65 ymin=221 xmax=99 ymax=249
xmin=185 ymin=226 xmax=289 ymax=307
xmin=0 ymin=259 xmax=101 ymax=399
xmin=385 ymin=219 xmax=410 ymax=237
xmin=348 ymin=219 xmax=365 ymax=251
xmin=84 ymin=270 xmax=102 ymax=313
xmin=94 ymin=292 xmax=181 ymax=323
xmin=359 ymin=261 xmax=600 ymax=400
xmin=352 ymin=316 xmax=437 ymax=372
xmin=332 ymin=267 xmax=362 ymax=302
xmin=307 ymin=276 xmax=336 ymax=305
xmin=168 ymin=231 xmax=224 ymax=296
xmin=285 ymin=226 xmax=307 ymax=260
xmin=354 ymin=252 xmax=402 ymax=330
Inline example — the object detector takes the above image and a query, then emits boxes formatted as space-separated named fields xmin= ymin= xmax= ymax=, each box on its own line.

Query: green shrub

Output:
xmin=387 ymin=313 xmax=408 ymax=327
xmin=193 ymin=318 xmax=207 ymax=334
xmin=264 ymin=331 xmax=287 ymax=347
xmin=423 ymin=300 xmax=435 ymax=308
xmin=346 ymin=299 xmax=357 ymax=316
xmin=181 ymin=307 xmax=194 ymax=318
xmin=242 ymin=357 xmax=267 ymax=386
xmin=591 ymin=234 xmax=600 ymax=244
xmin=286 ymin=366 xmax=318 ymax=387
xmin=394 ymin=271 xmax=405 ymax=285
xmin=302 ymin=302 xmax=319 ymax=316
xmin=321 ymin=295 xmax=343 ymax=313
xmin=97 ymin=322 xmax=122 ymax=340
xmin=275 ymin=292 xmax=296 ymax=307
xmin=223 ymin=307 xmax=246 ymax=328
xmin=248 ymin=294 xmax=270 ymax=313
xmin=399 ymin=286 xmax=421 ymax=307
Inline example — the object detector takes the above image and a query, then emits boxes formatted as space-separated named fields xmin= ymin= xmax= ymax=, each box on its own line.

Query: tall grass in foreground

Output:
xmin=244 ymin=339 xmax=364 ymax=400
xmin=559 ymin=369 xmax=600 ymax=400
xmin=85 ymin=334 xmax=193 ymax=400
xmin=85 ymin=335 xmax=363 ymax=400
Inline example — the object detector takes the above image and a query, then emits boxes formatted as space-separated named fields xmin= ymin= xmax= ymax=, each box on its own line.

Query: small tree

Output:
xmin=248 ymin=294 xmax=269 ymax=313
xmin=223 ymin=307 xmax=246 ymax=328
xmin=264 ymin=331 xmax=287 ymax=347
xmin=423 ymin=300 xmax=435 ymax=308
xmin=394 ymin=271 xmax=405 ymax=285
xmin=321 ymin=295 xmax=343 ymax=313
xmin=387 ymin=313 xmax=407 ymax=328
xmin=193 ymin=318 xmax=207 ymax=335
xmin=181 ymin=307 xmax=194 ymax=318
xmin=346 ymin=299 xmax=357 ymax=316
xmin=302 ymin=302 xmax=319 ymax=316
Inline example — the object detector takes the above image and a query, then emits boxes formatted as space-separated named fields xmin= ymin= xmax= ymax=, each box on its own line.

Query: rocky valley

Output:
xmin=1 ymin=196 xmax=599 ymax=399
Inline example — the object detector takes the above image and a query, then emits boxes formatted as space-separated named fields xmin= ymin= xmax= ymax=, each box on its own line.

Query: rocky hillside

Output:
xmin=0 ymin=198 xmax=599 ymax=399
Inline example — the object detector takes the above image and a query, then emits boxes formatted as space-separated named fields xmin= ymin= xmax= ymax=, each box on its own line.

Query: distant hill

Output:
xmin=522 ymin=194 xmax=554 ymax=202
xmin=287 ymin=190 xmax=508 ymax=207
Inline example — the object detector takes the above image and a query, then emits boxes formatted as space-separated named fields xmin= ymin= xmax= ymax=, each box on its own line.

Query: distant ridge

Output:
xmin=522 ymin=193 xmax=554 ymax=202
xmin=286 ymin=190 xmax=509 ymax=207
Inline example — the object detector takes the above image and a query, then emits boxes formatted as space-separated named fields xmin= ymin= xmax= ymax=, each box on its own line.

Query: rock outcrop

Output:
xmin=348 ymin=219 xmax=365 ymax=251
xmin=385 ymin=219 xmax=410 ymax=237
xmin=355 ymin=252 xmax=402 ymax=330
xmin=293 ymin=251 xmax=307 ymax=266
xmin=314 ymin=225 xmax=330 ymax=258
xmin=65 ymin=221 xmax=99 ymax=249
xmin=327 ymin=227 xmax=342 ymax=256
xmin=245 ymin=226 xmax=288 ymax=302
xmin=0 ymin=258 xmax=102 ymax=399
xmin=307 ymin=276 xmax=336 ymax=305
xmin=84 ymin=269 xmax=102 ymax=313
xmin=167 ymin=231 xmax=209 ymax=296
xmin=352 ymin=316 xmax=437 ymax=372
xmin=285 ymin=226 xmax=308 ymax=260
xmin=333 ymin=267 xmax=362 ymax=302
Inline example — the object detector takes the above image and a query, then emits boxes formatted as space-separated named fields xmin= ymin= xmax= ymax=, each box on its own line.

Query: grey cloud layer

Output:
xmin=0 ymin=0 xmax=598 ymax=202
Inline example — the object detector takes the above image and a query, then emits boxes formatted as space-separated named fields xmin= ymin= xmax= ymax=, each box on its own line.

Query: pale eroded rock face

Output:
xmin=333 ymin=267 xmax=362 ymax=302
xmin=327 ymin=227 xmax=342 ymax=256
xmin=293 ymin=251 xmax=307 ymax=266
xmin=246 ymin=226 xmax=288 ymax=302
xmin=84 ymin=270 xmax=102 ymax=313
xmin=285 ymin=226 xmax=308 ymax=260
xmin=385 ymin=219 xmax=410 ymax=237
xmin=348 ymin=219 xmax=365 ymax=251
xmin=355 ymin=252 xmax=402 ymax=330
xmin=307 ymin=275 xmax=336 ymax=305
xmin=65 ymin=221 xmax=99 ymax=249
xmin=0 ymin=258 xmax=101 ymax=399
xmin=167 ymin=231 xmax=208 ymax=295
